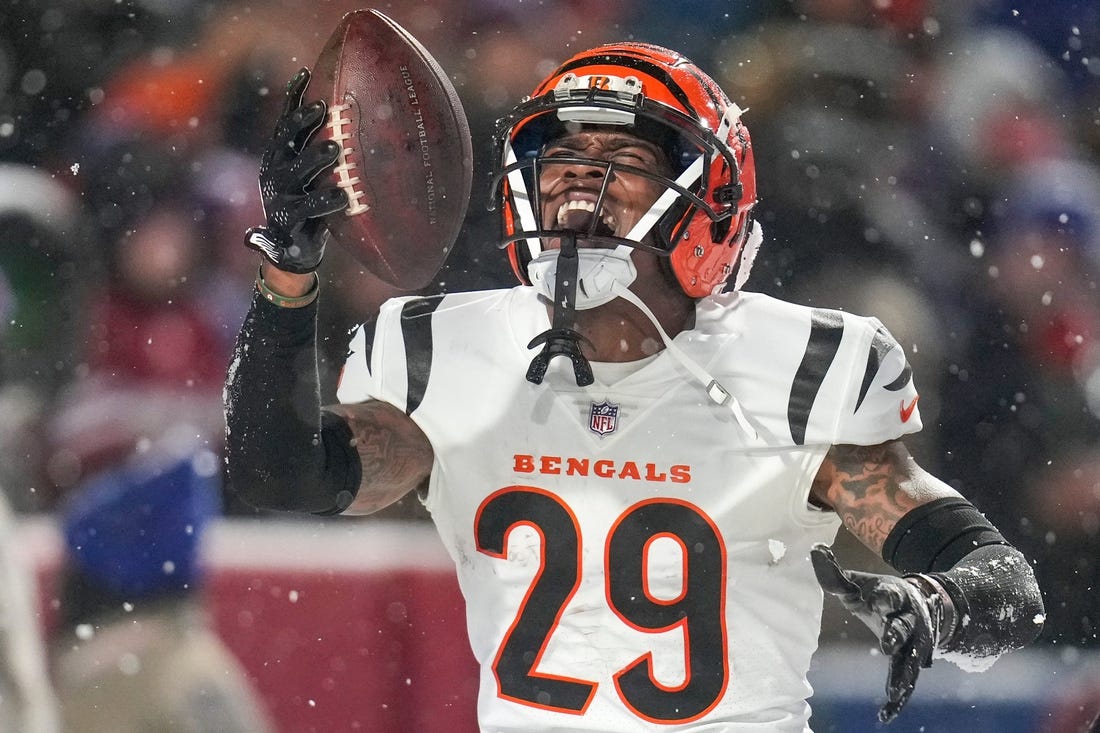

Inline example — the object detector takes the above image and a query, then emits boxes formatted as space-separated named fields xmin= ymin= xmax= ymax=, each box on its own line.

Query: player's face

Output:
xmin=537 ymin=128 xmax=670 ymax=249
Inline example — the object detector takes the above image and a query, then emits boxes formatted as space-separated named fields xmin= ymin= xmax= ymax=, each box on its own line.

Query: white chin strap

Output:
xmin=526 ymin=247 xmax=756 ymax=437
xmin=527 ymin=245 xmax=638 ymax=310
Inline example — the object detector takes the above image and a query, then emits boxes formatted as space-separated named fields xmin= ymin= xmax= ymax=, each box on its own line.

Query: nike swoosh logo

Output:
xmin=900 ymin=396 xmax=919 ymax=423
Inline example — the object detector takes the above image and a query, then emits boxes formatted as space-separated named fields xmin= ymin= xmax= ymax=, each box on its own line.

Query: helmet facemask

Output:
xmin=490 ymin=45 xmax=757 ymax=387
xmin=492 ymin=82 xmax=741 ymax=272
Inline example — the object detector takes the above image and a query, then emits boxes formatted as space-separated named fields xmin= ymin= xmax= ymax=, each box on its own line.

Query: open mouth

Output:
xmin=554 ymin=199 xmax=618 ymax=237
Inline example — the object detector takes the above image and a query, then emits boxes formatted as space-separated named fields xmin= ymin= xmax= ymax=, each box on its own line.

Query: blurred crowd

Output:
xmin=2 ymin=0 xmax=1100 ymax=683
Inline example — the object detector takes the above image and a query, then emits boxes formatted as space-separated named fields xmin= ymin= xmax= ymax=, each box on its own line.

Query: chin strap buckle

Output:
xmin=705 ymin=380 xmax=730 ymax=405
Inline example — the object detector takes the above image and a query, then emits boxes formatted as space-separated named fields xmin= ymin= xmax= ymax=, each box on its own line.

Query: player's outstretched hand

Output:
xmin=245 ymin=67 xmax=349 ymax=274
xmin=811 ymin=544 xmax=944 ymax=724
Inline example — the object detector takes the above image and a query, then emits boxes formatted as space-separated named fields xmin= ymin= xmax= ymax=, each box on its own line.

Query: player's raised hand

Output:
xmin=245 ymin=67 xmax=349 ymax=274
xmin=811 ymin=544 xmax=947 ymax=724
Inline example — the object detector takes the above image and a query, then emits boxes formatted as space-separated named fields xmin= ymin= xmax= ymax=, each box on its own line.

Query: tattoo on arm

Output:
xmin=814 ymin=441 xmax=956 ymax=554
xmin=325 ymin=402 xmax=434 ymax=514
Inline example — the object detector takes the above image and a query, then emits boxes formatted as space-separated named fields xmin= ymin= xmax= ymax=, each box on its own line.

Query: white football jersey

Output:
xmin=337 ymin=287 xmax=921 ymax=733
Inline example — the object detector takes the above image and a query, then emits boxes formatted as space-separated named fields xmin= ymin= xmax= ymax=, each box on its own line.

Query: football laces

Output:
xmin=326 ymin=103 xmax=370 ymax=216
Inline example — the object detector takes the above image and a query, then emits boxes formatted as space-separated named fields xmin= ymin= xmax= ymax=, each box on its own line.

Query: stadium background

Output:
xmin=2 ymin=0 xmax=1099 ymax=730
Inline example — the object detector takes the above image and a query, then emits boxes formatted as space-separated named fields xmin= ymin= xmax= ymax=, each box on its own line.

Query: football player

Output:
xmin=225 ymin=44 xmax=1044 ymax=731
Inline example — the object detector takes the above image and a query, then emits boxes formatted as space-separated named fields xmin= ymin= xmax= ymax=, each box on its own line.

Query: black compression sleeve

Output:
xmin=883 ymin=497 xmax=1044 ymax=657
xmin=882 ymin=496 xmax=1007 ymax=573
xmin=224 ymin=289 xmax=361 ymax=514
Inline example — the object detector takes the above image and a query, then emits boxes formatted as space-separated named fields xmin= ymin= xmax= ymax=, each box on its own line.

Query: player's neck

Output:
xmin=569 ymin=290 xmax=696 ymax=363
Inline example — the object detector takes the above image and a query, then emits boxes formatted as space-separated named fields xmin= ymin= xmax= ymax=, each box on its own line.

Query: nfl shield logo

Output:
xmin=589 ymin=401 xmax=619 ymax=436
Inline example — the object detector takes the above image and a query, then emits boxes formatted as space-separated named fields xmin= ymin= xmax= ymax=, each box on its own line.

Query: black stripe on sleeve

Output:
xmin=350 ymin=319 xmax=377 ymax=376
xmin=854 ymin=325 xmax=893 ymax=412
xmin=400 ymin=296 xmax=443 ymax=415
xmin=788 ymin=309 xmax=845 ymax=445
xmin=853 ymin=324 xmax=914 ymax=412
xmin=882 ymin=361 xmax=913 ymax=392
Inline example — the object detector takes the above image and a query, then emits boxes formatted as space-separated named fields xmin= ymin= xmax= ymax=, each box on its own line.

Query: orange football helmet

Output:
xmin=491 ymin=42 xmax=758 ymax=298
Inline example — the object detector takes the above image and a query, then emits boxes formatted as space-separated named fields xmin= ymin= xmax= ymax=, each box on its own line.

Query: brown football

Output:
xmin=312 ymin=9 xmax=473 ymax=289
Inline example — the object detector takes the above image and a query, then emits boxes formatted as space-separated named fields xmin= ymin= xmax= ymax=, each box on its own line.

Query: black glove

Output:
xmin=811 ymin=544 xmax=948 ymax=724
xmin=245 ymin=67 xmax=349 ymax=273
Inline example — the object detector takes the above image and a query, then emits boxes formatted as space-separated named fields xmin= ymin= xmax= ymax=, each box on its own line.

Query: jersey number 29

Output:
xmin=475 ymin=486 xmax=728 ymax=724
